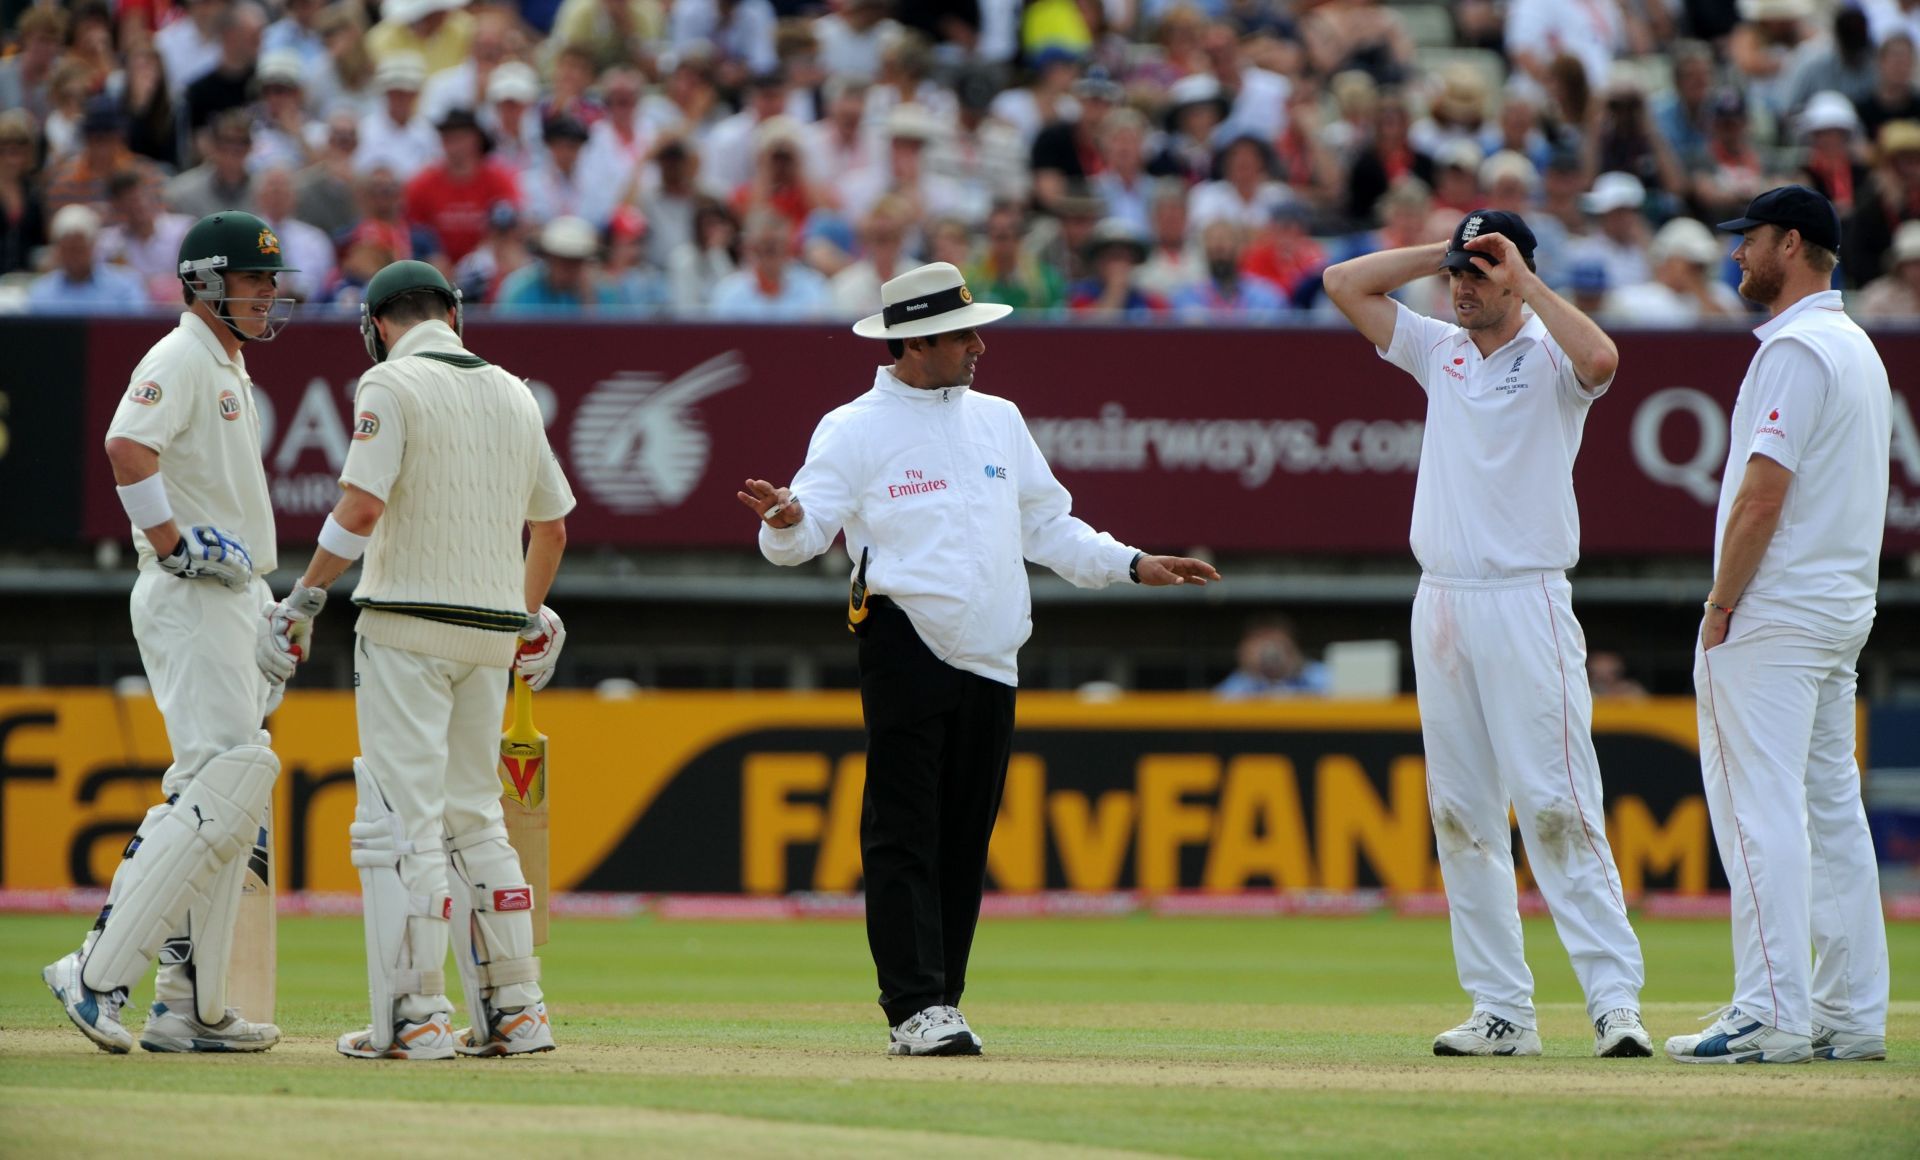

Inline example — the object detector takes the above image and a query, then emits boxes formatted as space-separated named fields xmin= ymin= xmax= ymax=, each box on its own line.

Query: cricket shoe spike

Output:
xmin=1433 ymin=1012 xmax=1542 ymax=1056
xmin=1811 ymin=1024 xmax=1887 ymax=1061
xmin=337 ymin=1013 xmax=457 ymax=1060
xmin=457 ymin=1002 xmax=556 ymax=1057
xmin=43 ymin=951 xmax=133 ymax=1053
xmin=887 ymin=1005 xmax=982 ymax=1056
xmin=140 ymin=1002 xmax=280 ymax=1053
xmin=1592 ymin=1008 xmax=1653 ymax=1057
xmin=1665 ymin=1005 xmax=1812 ymax=1064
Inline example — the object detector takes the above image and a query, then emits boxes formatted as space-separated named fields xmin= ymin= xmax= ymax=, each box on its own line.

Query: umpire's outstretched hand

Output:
xmin=1136 ymin=556 xmax=1221 ymax=586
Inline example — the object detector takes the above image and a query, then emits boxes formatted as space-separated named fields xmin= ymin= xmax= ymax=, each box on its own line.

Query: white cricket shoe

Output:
xmin=140 ymin=1002 xmax=280 ymax=1053
xmin=457 ymin=1002 xmax=556 ymax=1057
xmin=1812 ymin=1023 xmax=1887 ymax=1061
xmin=336 ymin=1013 xmax=457 ymax=1060
xmin=1665 ymin=1006 xmax=1812 ymax=1064
xmin=42 ymin=951 xmax=133 ymax=1054
xmin=888 ymin=1005 xmax=983 ymax=1056
xmin=1592 ymin=1008 xmax=1653 ymax=1058
xmin=1432 ymin=1012 xmax=1542 ymax=1057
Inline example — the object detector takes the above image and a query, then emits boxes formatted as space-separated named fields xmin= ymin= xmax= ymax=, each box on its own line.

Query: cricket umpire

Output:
xmin=739 ymin=262 xmax=1219 ymax=1056
xmin=258 ymin=260 xmax=574 ymax=1060
xmin=1665 ymin=187 xmax=1892 ymax=1065
xmin=44 ymin=211 xmax=293 ymax=1054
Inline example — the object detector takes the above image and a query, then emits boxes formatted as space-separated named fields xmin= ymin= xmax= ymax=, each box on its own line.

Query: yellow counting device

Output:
xmin=847 ymin=546 xmax=872 ymax=634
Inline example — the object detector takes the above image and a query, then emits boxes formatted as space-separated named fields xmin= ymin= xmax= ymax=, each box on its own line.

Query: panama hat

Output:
xmin=853 ymin=262 xmax=1012 ymax=339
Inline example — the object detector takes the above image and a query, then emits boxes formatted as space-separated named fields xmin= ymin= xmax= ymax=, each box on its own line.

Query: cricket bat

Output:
xmin=498 ymin=674 xmax=550 ymax=945
xmin=228 ymin=808 xmax=275 ymax=1022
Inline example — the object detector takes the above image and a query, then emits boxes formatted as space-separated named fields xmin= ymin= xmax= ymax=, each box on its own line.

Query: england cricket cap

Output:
xmin=1716 ymin=184 xmax=1842 ymax=252
xmin=1439 ymin=209 xmax=1538 ymax=273
xmin=852 ymin=262 xmax=1013 ymax=340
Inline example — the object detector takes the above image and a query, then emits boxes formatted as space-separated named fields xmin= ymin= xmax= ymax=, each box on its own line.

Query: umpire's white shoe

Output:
xmin=1592 ymin=1008 xmax=1653 ymax=1058
xmin=457 ymin=1002 xmax=556 ymax=1057
xmin=42 ymin=951 xmax=133 ymax=1054
xmin=1665 ymin=1006 xmax=1812 ymax=1064
xmin=1812 ymin=1023 xmax=1887 ymax=1061
xmin=887 ymin=1005 xmax=983 ymax=1056
xmin=337 ymin=1013 xmax=457 ymax=1060
xmin=140 ymin=1002 xmax=279 ymax=1053
xmin=1433 ymin=1012 xmax=1542 ymax=1056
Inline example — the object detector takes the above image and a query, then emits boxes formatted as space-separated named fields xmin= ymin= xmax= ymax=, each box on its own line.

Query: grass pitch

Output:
xmin=1 ymin=911 xmax=1914 ymax=1158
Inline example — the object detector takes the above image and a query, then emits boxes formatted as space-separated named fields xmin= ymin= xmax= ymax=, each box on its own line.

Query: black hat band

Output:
xmin=883 ymin=284 xmax=971 ymax=328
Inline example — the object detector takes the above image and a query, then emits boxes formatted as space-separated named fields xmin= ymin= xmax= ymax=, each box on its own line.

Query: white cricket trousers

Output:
xmin=1412 ymin=571 xmax=1645 ymax=1028
xmin=1694 ymin=615 xmax=1887 ymax=1038
xmin=123 ymin=570 xmax=274 ymax=1010
xmin=353 ymin=635 xmax=542 ymax=1019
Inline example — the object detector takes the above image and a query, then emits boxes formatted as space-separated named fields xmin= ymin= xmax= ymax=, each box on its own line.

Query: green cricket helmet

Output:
xmin=359 ymin=259 xmax=464 ymax=364
xmin=178 ymin=210 xmax=298 ymax=341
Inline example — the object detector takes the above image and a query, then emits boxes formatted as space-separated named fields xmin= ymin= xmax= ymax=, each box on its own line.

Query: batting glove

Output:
xmin=514 ymin=605 xmax=565 ymax=692
xmin=158 ymin=526 xmax=254 ymax=590
xmin=256 ymin=581 xmax=327 ymax=682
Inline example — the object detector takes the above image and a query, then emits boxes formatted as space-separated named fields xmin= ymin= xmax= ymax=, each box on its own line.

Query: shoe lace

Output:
xmin=1596 ymin=1007 xmax=1640 ymax=1034
xmin=1697 ymin=1004 xmax=1740 ymax=1028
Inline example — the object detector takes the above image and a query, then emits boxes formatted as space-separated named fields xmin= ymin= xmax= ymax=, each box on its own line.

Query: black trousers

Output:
xmin=857 ymin=598 xmax=1017 ymax=1027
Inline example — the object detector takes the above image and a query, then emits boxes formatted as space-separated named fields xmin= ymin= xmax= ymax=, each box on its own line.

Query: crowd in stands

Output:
xmin=4 ymin=0 xmax=1920 ymax=322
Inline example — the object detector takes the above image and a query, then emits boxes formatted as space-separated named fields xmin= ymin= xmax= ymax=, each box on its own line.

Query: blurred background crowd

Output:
xmin=4 ymin=0 xmax=1920 ymax=321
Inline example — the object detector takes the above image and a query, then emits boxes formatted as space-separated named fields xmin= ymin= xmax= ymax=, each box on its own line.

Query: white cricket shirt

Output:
xmin=760 ymin=367 xmax=1141 ymax=687
xmin=105 ymin=311 xmax=277 ymax=575
xmin=1379 ymin=301 xmax=1610 ymax=580
xmin=1714 ymin=289 xmax=1891 ymax=638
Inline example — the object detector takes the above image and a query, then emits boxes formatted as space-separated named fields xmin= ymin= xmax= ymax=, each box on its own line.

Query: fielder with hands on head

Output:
xmin=739 ymin=262 xmax=1219 ymax=1056
xmin=43 ymin=211 xmax=295 ymax=1055
xmin=1323 ymin=211 xmax=1651 ymax=1058
xmin=1665 ymin=187 xmax=1892 ymax=1065
xmin=258 ymin=260 xmax=574 ymax=1060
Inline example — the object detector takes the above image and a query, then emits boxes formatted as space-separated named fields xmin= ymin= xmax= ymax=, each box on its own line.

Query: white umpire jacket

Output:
xmin=760 ymin=367 xmax=1141 ymax=686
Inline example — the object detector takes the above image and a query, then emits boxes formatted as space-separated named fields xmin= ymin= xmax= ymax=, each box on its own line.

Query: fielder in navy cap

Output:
xmin=1717 ymin=184 xmax=1842 ymax=304
xmin=1439 ymin=209 xmax=1539 ymax=273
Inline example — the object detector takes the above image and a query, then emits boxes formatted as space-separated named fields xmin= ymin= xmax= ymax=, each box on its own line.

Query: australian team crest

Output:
xmin=256 ymin=228 xmax=280 ymax=256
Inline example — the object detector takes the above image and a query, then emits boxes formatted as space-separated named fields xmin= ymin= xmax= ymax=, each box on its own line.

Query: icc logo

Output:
xmin=570 ymin=352 xmax=749 ymax=515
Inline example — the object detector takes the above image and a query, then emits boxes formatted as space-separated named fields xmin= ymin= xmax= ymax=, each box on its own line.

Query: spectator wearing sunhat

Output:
xmin=482 ymin=63 xmax=547 ymax=176
xmin=1605 ymin=216 xmax=1745 ymax=324
xmin=1795 ymin=91 xmax=1870 ymax=215
xmin=731 ymin=115 xmax=828 ymax=238
xmin=27 ymin=204 xmax=145 ymax=312
xmin=1568 ymin=171 xmax=1652 ymax=292
xmin=498 ymin=214 xmax=626 ymax=311
xmin=1854 ymin=219 xmax=1920 ymax=318
xmin=368 ymin=0 xmax=475 ymax=76
xmin=404 ymin=109 xmax=520 ymax=265
xmin=248 ymin=50 xmax=313 ymax=175
xmin=355 ymin=53 xmax=441 ymax=181
xmin=739 ymin=259 xmax=1216 ymax=1058
xmin=1068 ymin=217 xmax=1164 ymax=314
xmin=842 ymin=103 xmax=956 ymax=225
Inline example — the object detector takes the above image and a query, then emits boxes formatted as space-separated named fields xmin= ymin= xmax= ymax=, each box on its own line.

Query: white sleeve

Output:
xmin=1013 ymin=405 xmax=1138 ymax=588
xmin=1740 ymin=338 xmax=1828 ymax=474
xmin=338 ymin=382 xmax=407 ymax=502
xmin=526 ymin=435 xmax=576 ymax=522
xmin=1542 ymin=329 xmax=1612 ymax=401
xmin=105 ymin=353 xmax=192 ymax=454
xmin=1376 ymin=300 xmax=1454 ymax=393
xmin=759 ymin=408 xmax=859 ymax=566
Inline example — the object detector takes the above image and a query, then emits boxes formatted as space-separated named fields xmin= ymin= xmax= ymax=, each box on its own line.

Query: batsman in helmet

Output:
xmin=259 ymin=260 xmax=575 ymax=1059
xmin=43 ymin=211 xmax=296 ymax=1053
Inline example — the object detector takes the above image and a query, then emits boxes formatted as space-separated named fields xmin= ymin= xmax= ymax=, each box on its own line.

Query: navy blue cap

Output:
xmin=1717 ymin=184 xmax=1841 ymax=252
xmin=1440 ymin=209 xmax=1538 ymax=273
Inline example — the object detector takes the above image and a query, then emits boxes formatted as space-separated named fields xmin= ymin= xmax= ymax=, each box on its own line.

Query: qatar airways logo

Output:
xmin=887 ymin=468 xmax=948 ymax=498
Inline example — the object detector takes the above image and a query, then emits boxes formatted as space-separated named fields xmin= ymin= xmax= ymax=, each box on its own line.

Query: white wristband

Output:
xmin=318 ymin=513 xmax=371 ymax=560
xmin=116 ymin=473 xmax=174 ymax=530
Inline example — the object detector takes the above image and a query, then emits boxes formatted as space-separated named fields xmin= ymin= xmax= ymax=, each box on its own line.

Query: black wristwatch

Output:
xmin=1128 ymin=551 xmax=1144 ymax=584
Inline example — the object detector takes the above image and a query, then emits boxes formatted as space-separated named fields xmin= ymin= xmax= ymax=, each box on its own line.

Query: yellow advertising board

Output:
xmin=0 ymin=690 xmax=1754 ymax=896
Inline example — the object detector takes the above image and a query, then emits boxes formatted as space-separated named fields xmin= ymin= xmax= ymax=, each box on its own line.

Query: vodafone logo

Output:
xmin=1769 ymin=409 xmax=1780 ymax=421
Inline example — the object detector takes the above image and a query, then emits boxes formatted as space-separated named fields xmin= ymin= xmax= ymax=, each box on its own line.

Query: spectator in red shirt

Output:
xmin=405 ymin=109 xmax=521 ymax=264
xmin=1240 ymin=199 xmax=1328 ymax=301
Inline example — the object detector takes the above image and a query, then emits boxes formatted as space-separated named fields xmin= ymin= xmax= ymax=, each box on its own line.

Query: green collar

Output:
xmin=412 ymin=350 xmax=488 ymax=368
